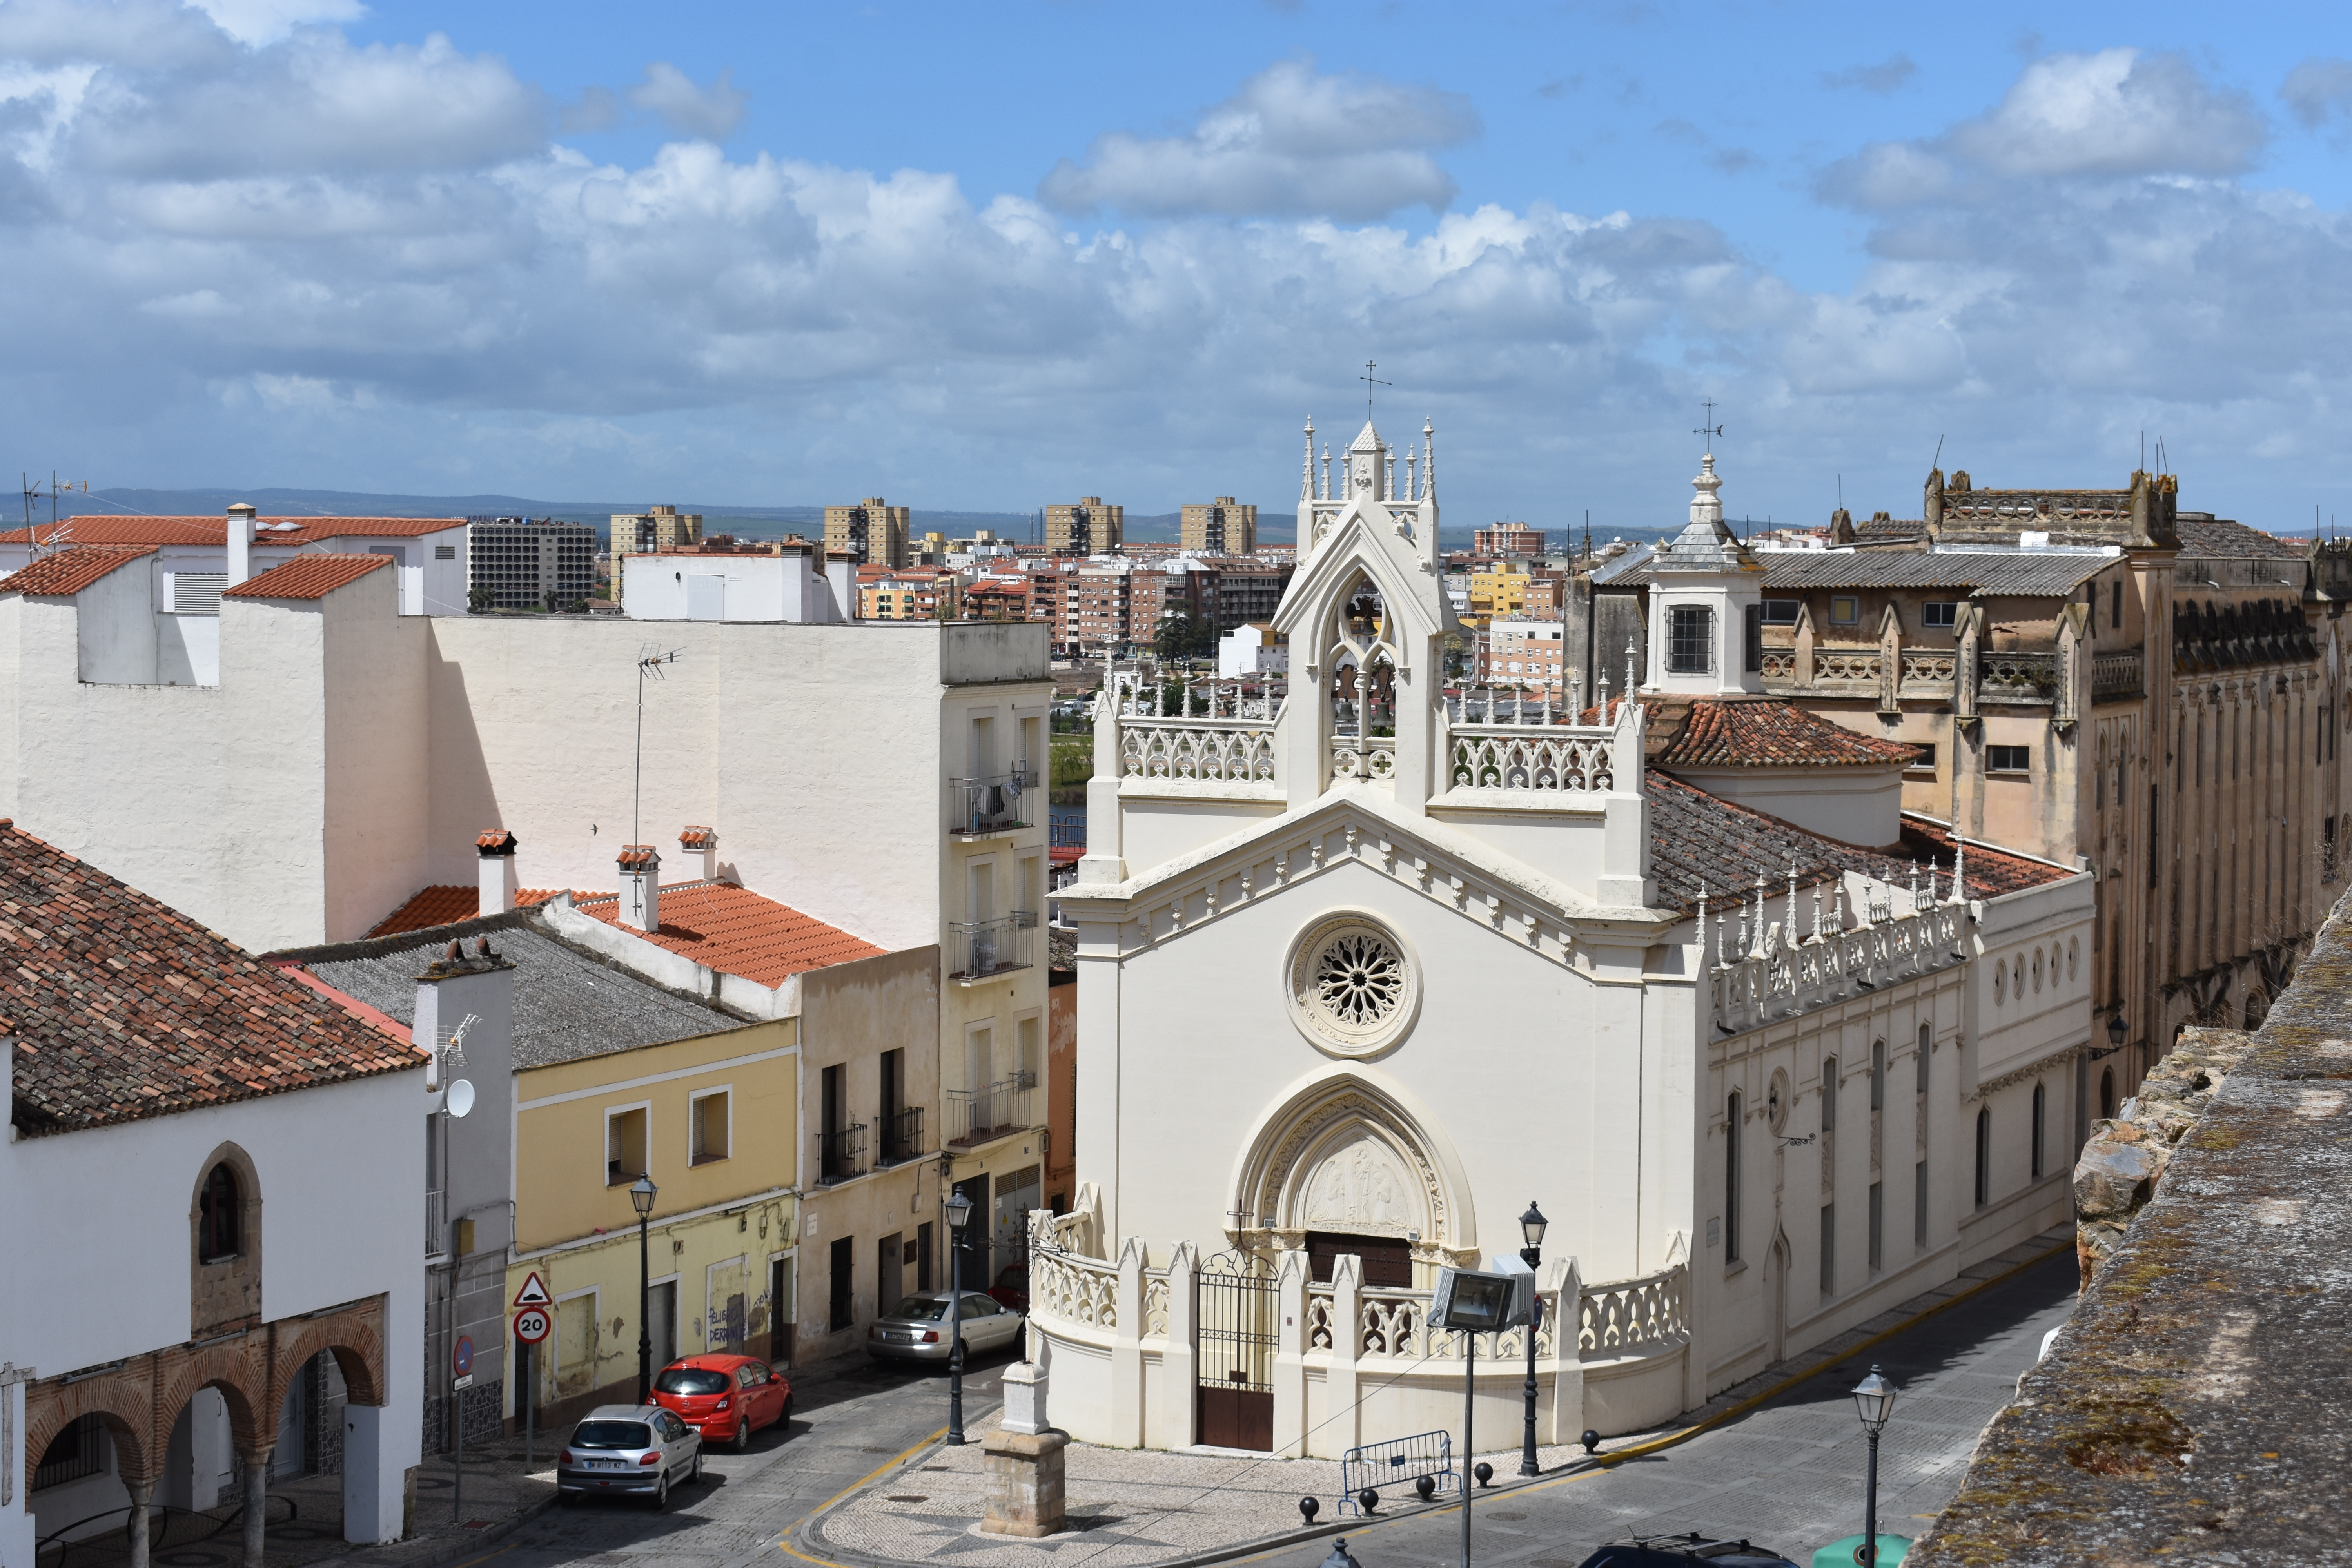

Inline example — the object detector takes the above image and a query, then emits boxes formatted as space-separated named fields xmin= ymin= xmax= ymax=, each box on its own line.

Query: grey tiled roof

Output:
xmin=2174 ymin=514 xmax=2307 ymax=561
xmin=302 ymin=925 xmax=742 ymax=1069
xmin=1612 ymin=548 xmax=2119 ymax=598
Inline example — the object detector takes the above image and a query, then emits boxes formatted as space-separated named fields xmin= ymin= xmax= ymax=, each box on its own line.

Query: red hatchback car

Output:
xmin=650 ymin=1355 xmax=793 ymax=1452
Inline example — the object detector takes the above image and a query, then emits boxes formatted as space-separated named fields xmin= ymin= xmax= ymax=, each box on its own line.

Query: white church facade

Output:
xmin=1032 ymin=421 xmax=2093 ymax=1457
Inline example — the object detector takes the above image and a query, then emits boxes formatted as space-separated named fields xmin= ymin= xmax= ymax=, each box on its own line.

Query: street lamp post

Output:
xmin=1517 ymin=1201 xmax=1548 ymax=1477
xmin=1851 ymin=1365 xmax=1897 ymax=1566
xmin=632 ymin=1176 xmax=658 ymax=1404
xmin=944 ymin=1187 xmax=975 ymax=1445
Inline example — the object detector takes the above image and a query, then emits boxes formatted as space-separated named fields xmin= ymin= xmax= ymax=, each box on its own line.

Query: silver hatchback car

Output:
xmin=557 ymin=1404 xmax=702 ymax=1508
xmin=867 ymin=1290 xmax=1025 ymax=1363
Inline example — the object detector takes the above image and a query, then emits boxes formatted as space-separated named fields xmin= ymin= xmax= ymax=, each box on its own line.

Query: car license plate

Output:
xmin=592 ymin=1458 xmax=619 ymax=1468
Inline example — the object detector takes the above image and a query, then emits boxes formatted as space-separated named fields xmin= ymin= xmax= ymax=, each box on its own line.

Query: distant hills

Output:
xmin=65 ymin=486 xmax=1682 ymax=553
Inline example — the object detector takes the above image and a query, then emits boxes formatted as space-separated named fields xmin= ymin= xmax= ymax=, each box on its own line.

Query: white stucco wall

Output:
xmin=0 ymin=1063 xmax=425 ymax=1552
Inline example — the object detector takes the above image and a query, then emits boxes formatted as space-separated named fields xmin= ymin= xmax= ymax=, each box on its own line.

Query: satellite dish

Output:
xmin=446 ymin=1078 xmax=476 ymax=1119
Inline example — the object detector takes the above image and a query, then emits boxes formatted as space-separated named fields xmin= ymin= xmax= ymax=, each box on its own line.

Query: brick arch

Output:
xmin=154 ymin=1338 xmax=270 ymax=1459
xmin=24 ymin=1368 xmax=157 ymax=1492
xmin=269 ymin=1296 xmax=388 ymax=1415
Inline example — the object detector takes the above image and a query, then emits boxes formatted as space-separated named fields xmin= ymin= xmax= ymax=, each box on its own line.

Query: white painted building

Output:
xmin=1038 ymin=428 xmax=2092 ymax=1458
xmin=0 ymin=824 xmax=422 ymax=1566
xmin=0 ymin=552 xmax=1060 ymax=1310
xmin=1219 ymin=622 xmax=1288 ymax=679
xmin=620 ymin=543 xmax=854 ymax=623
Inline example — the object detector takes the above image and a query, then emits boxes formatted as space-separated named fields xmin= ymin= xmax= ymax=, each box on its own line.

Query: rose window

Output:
xmin=1288 ymin=915 xmax=1419 ymax=1055
xmin=1315 ymin=933 xmax=1403 ymax=1028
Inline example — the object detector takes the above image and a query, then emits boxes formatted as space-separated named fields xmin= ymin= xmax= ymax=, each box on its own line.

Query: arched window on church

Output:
xmin=200 ymin=1161 xmax=242 ymax=1262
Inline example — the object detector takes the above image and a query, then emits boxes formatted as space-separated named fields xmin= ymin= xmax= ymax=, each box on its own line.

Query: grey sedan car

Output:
xmin=557 ymin=1404 xmax=702 ymax=1508
xmin=867 ymin=1290 xmax=1026 ymax=1363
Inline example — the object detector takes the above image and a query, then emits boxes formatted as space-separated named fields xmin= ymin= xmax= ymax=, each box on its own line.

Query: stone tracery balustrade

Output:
xmin=1977 ymin=650 xmax=2058 ymax=703
xmin=1331 ymin=736 xmax=1397 ymax=780
xmin=1812 ymin=649 xmax=1884 ymax=688
xmin=1577 ymin=1266 xmax=1686 ymax=1357
xmin=1706 ymin=871 xmax=1971 ymax=1037
xmin=1125 ymin=717 xmax=1281 ymax=782
xmin=1448 ymin=729 xmax=1616 ymax=792
xmin=2091 ymin=649 xmax=2144 ymax=701
xmin=1900 ymin=650 xmax=1957 ymax=693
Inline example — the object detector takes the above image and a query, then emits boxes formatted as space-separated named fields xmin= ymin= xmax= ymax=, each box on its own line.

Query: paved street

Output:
xmin=391 ymin=1240 xmax=2074 ymax=1568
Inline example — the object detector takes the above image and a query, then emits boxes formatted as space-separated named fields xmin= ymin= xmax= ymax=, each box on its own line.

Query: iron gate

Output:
xmin=1196 ymin=1251 xmax=1278 ymax=1450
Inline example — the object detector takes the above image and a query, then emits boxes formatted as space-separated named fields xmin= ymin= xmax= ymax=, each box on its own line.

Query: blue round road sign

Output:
xmin=454 ymin=1335 xmax=475 ymax=1376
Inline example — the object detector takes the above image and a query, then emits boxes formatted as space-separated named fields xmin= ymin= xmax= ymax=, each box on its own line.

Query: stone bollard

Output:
xmin=981 ymin=1361 xmax=1066 ymax=1537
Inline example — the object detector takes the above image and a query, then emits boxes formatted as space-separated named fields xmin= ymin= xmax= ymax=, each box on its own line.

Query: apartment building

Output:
xmin=610 ymin=506 xmax=702 ymax=560
xmin=1474 ymin=522 xmax=1546 ymax=557
xmin=1066 ymin=559 xmax=1151 ymax=653
xmin=1618 ymin=465 xmax=2352 ymax=1098
xmin=1475 ymin=615 xmax=1569 ymax=697
xmin=1465 ymin=559 xmax=1534 ymax=627
xmin=468 ymin=516 xmax=598 ymax=611
xmin=0 ymin=537 xmax=1059 ymax=1330
xmin=824 ymin=498 xmax=911 ymax=570
xmin=857 ymin=565 xmax=962 ymax=620
xmin=1161 ymin=556 xmax=1291 ymax=633
xmin=1046 ymin=497 xmax=1122 ymax=556
xmin=1180 ymin=497 xmax=1257 ymax=556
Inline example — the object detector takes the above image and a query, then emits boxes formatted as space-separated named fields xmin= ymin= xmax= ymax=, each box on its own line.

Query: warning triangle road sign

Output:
xmin=512 ymin=1271 xmax=553 ymax=1309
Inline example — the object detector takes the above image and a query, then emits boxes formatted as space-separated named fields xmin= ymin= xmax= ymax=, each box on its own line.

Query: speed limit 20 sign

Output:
xmin=513 ymin=1305 xmax=552 ymax=1344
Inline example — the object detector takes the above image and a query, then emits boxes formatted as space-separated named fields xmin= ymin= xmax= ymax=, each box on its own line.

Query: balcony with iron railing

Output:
xmin=877 ymin=1104 xmax=925 ymax=1165
xmin=819 ymin=1122 xmax=868 ymax=1185
xmin=949 ymin=1070 xmax=1037 ymax=1147
xmin=949 ymin=764 xmax=1034 ymax=837
xmin=949 ymin=911 xmax=1037 ymax=983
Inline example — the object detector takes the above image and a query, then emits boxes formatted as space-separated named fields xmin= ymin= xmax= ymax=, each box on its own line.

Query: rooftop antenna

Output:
xmin=633 ymin=643 xmax=683 ymax=849
xmin=1358 ymin=359 xmax=1391 ymax=422
xmin=2140 ymin=430 xmax=2146 ymax=471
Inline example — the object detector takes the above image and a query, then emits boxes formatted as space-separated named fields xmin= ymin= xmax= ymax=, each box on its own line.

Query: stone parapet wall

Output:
xmin=1910 ymin=898 xmax=2352 ymax=1565
xmin=2071 ymin=1025 xmax=2253 ymax=1289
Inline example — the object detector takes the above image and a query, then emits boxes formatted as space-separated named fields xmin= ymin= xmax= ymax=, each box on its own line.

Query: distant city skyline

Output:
xmin=4 ymin=3 xmax=2350 ymax=534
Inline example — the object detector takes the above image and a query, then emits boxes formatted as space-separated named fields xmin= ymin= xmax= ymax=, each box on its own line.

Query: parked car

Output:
xmin=1572 ymin=1534 xmax=1797 ymax=1568
xmin=651 ymin=1354 xmax=794 ymax=1452
xmin=989 ymin=1263 xmax=1031 ymax=1314
xmin=556 ymin=1405 xmax=702 ymax=1508
xmin=867 ymin=1290 xmax=1026 ymax=1363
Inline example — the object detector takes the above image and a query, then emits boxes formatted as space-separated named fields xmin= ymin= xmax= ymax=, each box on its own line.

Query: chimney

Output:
xmin=476 ymin=829 xmax=519 ymax=916
xmin=679 ymin=826 xmax=717 ymax=883
xmin=618 ymin=844 xmax=661 ymax=932
xmin=225 ymin=503 xmax=256 ymax=586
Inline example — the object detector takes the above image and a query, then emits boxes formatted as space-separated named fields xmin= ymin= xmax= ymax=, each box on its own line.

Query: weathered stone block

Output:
xmin=2074 ymin=1137 xmax=2164 ymax=1220
xmin=981 ymin=1427 xmax=1067 ymax=1537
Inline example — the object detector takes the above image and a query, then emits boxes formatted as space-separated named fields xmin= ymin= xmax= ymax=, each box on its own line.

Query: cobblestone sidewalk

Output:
xmin=804 ymin=1226 xmax=2073 ymax=1568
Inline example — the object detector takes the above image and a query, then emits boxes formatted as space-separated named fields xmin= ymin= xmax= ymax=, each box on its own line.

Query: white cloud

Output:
xmin=188 ymin=0 xmax=363 ymax=47
xmin=1039 ymin=58 xmax=1476 ymax=220
xmin=628 ymin=61 xmax=744 ymax=140
xmin=1 ymin=29 xmax=2350 ymax=531
xmin=1948 ymin=48 xmax=2265 ymax=178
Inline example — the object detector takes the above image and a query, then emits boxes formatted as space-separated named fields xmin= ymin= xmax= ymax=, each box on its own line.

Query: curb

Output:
xmin=784 ymin=1237 xmax=2071 ymax=1568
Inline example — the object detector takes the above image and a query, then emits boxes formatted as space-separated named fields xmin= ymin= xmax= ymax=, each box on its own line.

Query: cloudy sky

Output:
xmin=4 ymin=1 xmax=2350 ymax=532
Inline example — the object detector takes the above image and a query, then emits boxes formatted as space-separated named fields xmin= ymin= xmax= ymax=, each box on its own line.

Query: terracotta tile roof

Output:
xmin=679 ymin=827 xmax=715 ymax=850
xmin=0 ymin=545 xmax=156 ymax=597
xmin=367 ymin=884 xmax=561 ymax=938
xmin=270 ymin=517 xmax=462 ymax=545
xmin=0 ymin=820 xmax=422 ymax=1137
xmin=220 ymin=554 xmax=390 ymax=600
xmin=1650 ymin=697 xmax=1919 ymax=769
xmin=2 ymin=515 xmax=460 ymax=548
xmin=477 ymin=829 xmax=518 ymax=853
xmin=1646 ymin=773 xmax=2073 ymax=916
xmin=0 ymin=517 xmax=226 ymax=547
xmin=571 ymin=881 xmax=885 ymax=988
xmin=617 ymin=845 xmax=659 ymax=869
xmin=1573 ymin=697 xmax=1919 ymax=769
